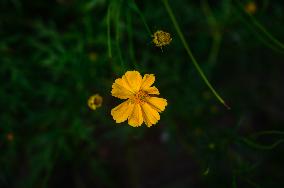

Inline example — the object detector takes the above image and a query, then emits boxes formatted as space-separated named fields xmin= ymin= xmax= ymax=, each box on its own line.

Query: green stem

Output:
xmin=115 ymin=0 xmax=126 ymax=70
xmin=250 ymin=15 xmax=284 ymax=50
xmin=241 ymin=137 xmax=284 ymax=150
xmin=237 ymin=9 xmax=284 ymax=54
xmin=127 ymin=8 xmax=138 ymax=69
xmin=107 ymin=3 xmax=112 ymax=58
xmin=235 ymin=0 xmax=284 ymax=51
xmin=162 ymin=0 xmax=230 ymax=109
xmin=201 ymin=0 xmax=223 ymax=67
xmin=130 ymin=0 xmax=152 ymax=37
xmin=252 ymin=130 xmax=284 ymax=138
xmin=232 ymin=175 xmax=238 ymax=188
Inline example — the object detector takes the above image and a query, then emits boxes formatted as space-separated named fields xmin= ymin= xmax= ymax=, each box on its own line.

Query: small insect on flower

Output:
xmin=245 ymin=1 xmax=257 ymax=14
xmin=152 ymin=30 xmax=172 ymax=48
xmin=111 ymin=71 xmax=167 ymax=127
xmin=88 ymin=94 xmax=103 ymax=110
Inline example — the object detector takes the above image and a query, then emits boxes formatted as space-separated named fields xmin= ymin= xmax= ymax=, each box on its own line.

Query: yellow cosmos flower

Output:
xmin=152 ymin=30 xmax=172 ymax=48
xmin=88 ymin=94 xmax=103 ymax=110
xmin=111 ymin=71 xmax=167 ymax=127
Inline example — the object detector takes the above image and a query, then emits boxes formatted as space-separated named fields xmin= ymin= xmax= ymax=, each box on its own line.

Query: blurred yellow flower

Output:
xmin=88 ymin=94 xmax=103 ymax=110
xmin=245 ymin=1 xmax=257 ymax=14
xmin=111 ymin=71 xmax=167 ymax=127
xmin=6 ymin=132 xmax=14 ymax=142
xmin=152 ymin=30 xmax=172 ymax=48
xmin=89 ymin=52 xmax=98 ymax=62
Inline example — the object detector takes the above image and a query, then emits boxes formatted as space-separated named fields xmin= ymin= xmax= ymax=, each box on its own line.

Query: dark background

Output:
xmin=1 ymin=0 xmax=284 ymax=187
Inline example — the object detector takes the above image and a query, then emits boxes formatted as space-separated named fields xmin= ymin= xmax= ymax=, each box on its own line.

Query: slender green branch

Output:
xmin=201 ymin=0 xmax=223 ymax=66
xmin=115 ymin=0 xmax=125 ymax=70
xmin=236 ymin=9 xmax=284 ymax=54
xmin=107 ymin=3 xmax=112 ymax=58
xmin=162 ymin=0 xmax=230 ymax=109
xmin=241 ymin=137 xmax=284 ymax=150
xmin=126 ymin=8 xmax=138 ymax=69
xmin=235 ymin=0 xmax=284 ymax=51
xmin=250 ymin=16 xmax=284 ymax=50
xmin=130 ymin=0 xmax=152 ymax=37
xmin=252 ymin=130 xmax=284 ymax=138
xmin=232 ymin=175 xmax=238 ymax=188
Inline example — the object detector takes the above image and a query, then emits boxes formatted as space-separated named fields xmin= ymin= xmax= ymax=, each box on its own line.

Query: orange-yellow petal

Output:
xmin=128 ymin=104 xmax=143 ymax=127
xmin=141 ymin=74 xmax=155 ymax=90
xmin=111 ymin=100 xmax=134 ymax=123
xmin=144 ymin=86 xmax=160 ymax=95
xmin=122 ymin=71 xmax=142 ymax=93
xmin=141 ymin=102 xmax=160 ymax=127
xmin=111 ymin=78 xmax=134 ymax=99
xmin=147 ymin=97 xmax=167 ymax=112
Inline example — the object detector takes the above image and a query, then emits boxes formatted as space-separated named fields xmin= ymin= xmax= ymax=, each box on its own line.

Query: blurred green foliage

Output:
xmin=1 ymin=0 xmax=284 ymax=187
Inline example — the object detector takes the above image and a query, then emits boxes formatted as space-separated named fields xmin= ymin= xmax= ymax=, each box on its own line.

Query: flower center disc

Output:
xmin=132 ymin=90 xmax=149 ymax=104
